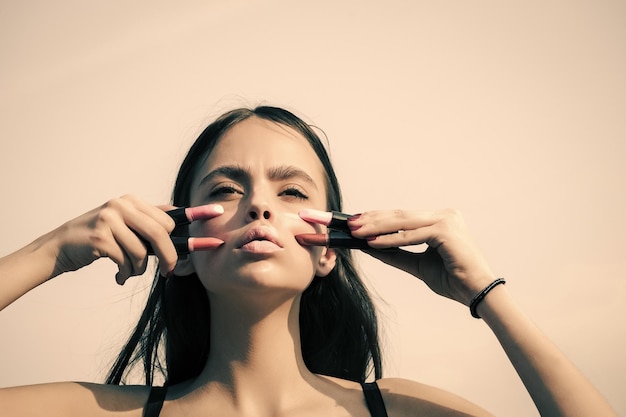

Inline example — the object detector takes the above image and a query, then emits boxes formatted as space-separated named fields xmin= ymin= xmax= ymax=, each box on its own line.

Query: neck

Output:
xmin=189 ymin=290 xmax=318 ymax=406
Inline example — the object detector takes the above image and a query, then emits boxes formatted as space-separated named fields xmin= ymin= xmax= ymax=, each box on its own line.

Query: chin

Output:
xmin=202 ymin=263 xmax=316 ymax=295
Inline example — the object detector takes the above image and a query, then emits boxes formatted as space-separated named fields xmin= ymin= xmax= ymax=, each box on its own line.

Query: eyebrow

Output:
xmin=197 ymin=164 xmax=319 ymax=190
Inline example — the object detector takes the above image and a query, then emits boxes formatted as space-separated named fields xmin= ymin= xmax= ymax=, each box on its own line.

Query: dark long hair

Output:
xmin=106 ymin=106 xmax=382 ymax=386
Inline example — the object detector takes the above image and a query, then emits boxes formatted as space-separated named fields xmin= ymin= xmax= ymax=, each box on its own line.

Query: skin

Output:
xmin=0 ymin=116 xmax=617 ymax=416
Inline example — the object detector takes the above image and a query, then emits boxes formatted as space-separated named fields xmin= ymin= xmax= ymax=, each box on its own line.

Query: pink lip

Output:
xmin=236 ymin=226 xmax=284 ymax=254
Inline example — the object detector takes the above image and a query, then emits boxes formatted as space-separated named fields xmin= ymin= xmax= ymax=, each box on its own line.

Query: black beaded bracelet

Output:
xmin=469 ymin=278 xmax=506 ymax=319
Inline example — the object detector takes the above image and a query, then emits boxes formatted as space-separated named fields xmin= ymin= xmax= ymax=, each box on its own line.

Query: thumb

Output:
xmin=362 ymin=247 xmax=425 ymax=278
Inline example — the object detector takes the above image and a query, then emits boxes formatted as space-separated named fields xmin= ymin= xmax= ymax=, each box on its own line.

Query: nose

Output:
xmin=248 ymin=207 xmax=271 ymax=221
xmin=245 ymin=198 xmax=273 ymax=222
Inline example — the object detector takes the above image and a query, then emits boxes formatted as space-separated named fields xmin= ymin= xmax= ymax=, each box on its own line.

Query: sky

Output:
xmin=1 ymin=1 xmax=625 ymax=416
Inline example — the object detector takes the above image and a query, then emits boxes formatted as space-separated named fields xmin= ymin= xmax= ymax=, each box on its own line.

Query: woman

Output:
xmin=0 ymin=106 xmax=617 ymax=416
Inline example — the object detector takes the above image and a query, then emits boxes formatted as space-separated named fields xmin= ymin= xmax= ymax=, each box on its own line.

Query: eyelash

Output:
xmin=208 ymin=185 xmax=309 ymax=200
xmin=209 ymin=185 xmax=242 ymax=198
xmin=280 ymin=186 xmax=309 ymax=200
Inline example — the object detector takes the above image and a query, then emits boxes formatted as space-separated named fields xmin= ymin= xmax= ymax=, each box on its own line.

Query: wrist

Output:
xmin=469 ymin=278 xmax=506 ymax=318
xmin=473 ymin=281 xmax=509 ymax=320
xmin=29 ymin=229 xmax=65 ymax=280
xmin=457 ymin=272 xmax=499 ymax=307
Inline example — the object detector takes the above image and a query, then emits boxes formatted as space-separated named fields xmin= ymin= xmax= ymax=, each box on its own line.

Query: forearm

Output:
xmin=0 ymin=232 xmax=60 ymax=311
xmin=478 ymin=285 xmax=617 ymax=417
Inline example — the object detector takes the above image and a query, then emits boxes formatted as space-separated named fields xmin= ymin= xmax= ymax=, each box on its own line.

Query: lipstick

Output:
xmin=295 ymin=231 xmax=370 ymax=249
xmin=299 ymin=209 xmax=353 ymax=232
xmin=137 ymin=204 xmax=224 ymax=255
xmin=166 ymin=204 xmax=223 ymax=225
xmin=146 ymin=236 xmax=224 ymax=255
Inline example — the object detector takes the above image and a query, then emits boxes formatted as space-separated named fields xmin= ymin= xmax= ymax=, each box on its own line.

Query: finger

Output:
xmin=103 ymin=209 xmax=151 ymax=277
xmin=298 ymin=208 xmax=333 ymax=227
xmin=348 ymin=209 xmax=443 ymax=238
xmin=115 ymin=262 xmax=133 ymax=286
xmin=366 ymin=224 xmax=441 ymax=250
xmin=98 ymin=198 xmax=171 ymax=274
xmin=109 ymin=198 xmax=178 ymax=272
xmin=119 ymin=195 xmax=176 ymax=232
xmin=157 ymin=203 xmax=225 ymax=223
xmin=127 ymin=220 xmax=177 ymax=273
xmin=114 ymin=245 xmax=147 ymax=286
xmin=157 ymin=203 xmax=178 ymax=212
xmin=363 ymin=245 xmax=446 ymax=282
xmin=85 ymin=222 xmax=136 ymax=285
xmin=184 ymin=204 xmax=225 ymax=222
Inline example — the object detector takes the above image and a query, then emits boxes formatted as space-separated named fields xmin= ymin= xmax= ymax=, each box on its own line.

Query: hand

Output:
xmin=50 ymin=195 xmax=223 ymax=285
xmin=348 ymin=209 xmax=496 ymax=306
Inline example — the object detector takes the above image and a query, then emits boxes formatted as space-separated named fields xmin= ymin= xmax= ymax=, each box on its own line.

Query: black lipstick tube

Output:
xmin=327 ymin=211 xmax=353 ymax=232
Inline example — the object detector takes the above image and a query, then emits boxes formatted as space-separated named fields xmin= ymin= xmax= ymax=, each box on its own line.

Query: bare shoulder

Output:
xmin=375 ymin=377 xmax=495 ymax=417
xmin=0 ymin=381 xmax=151 ymax=417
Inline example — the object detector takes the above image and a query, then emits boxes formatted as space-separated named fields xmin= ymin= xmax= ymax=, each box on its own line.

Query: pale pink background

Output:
xmin=1 ymin=1 xmax=624 ymax=416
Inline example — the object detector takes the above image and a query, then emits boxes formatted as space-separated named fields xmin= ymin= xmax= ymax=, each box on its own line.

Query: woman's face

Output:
xmin=183 ymin=117 xmax=336 ymax=297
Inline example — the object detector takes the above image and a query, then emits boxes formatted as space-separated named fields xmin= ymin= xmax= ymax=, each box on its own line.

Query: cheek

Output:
xmin=280 ymin=212 xmax=327 ymax=264
xmin=281 ymin=212 xmax=325 ymax=235
xmin=187 ymin=213 xmax=234 ymax=240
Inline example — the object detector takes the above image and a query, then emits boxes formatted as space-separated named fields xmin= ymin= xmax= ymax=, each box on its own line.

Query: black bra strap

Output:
xmin=361 ymin=381 xmax=389 ymax=417
xmin=143 ymin=386 xmax=167 ymax=417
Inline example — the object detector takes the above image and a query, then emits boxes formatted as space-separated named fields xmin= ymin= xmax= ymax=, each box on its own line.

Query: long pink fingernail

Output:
xmin=187 ymin=204 xmax=224 ymax=221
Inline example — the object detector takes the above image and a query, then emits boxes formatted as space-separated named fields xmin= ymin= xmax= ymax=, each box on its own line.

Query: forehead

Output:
xmin=195 ymin=117 xmax=327 ymax=185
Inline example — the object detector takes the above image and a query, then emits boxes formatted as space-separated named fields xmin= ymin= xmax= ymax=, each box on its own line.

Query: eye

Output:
xmin=209 ymin=184 xmax=243 ymax=199
xmin=280 ymin=186 xmax=309 ymax=201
